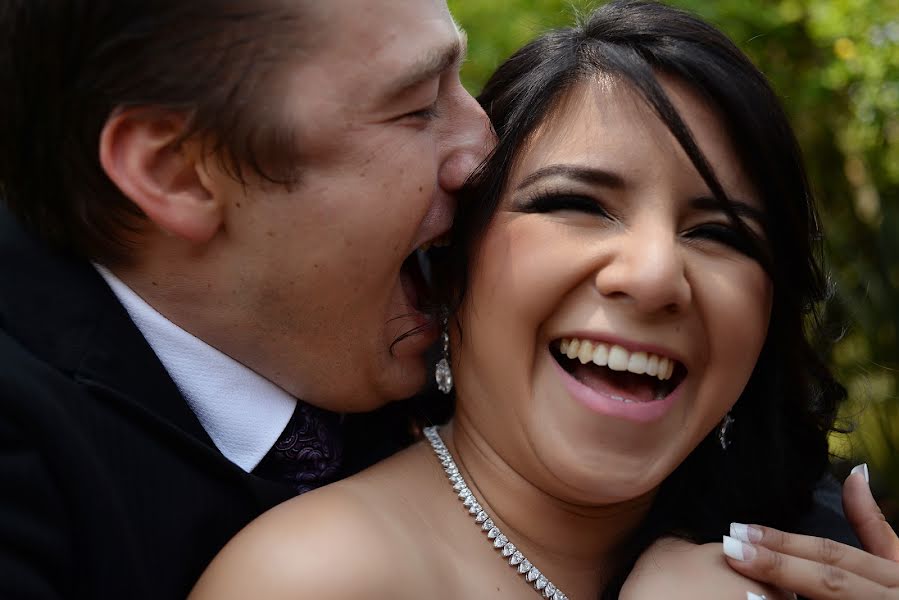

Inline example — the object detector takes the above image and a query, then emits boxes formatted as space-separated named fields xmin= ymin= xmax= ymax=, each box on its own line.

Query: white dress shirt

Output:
xmin=95 ymin=265 xmax=296 ymax=472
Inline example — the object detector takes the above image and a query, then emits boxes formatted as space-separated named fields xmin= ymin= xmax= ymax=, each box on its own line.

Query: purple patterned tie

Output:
xmin=252 ymin=401 xmax=343 ymax=495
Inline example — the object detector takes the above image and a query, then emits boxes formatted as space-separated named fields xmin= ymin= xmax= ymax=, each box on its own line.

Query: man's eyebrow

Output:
xmin=382 ymin=29 xmax=466 ymax=100
xmin=515 ymin=164 xmax=627 ymax=191
xmin=691 ymin=196 xmax=766 ymax=226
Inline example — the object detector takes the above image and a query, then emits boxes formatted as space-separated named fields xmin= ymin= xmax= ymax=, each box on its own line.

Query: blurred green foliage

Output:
xmin=449 ymin=0 xmax=899 ymax=518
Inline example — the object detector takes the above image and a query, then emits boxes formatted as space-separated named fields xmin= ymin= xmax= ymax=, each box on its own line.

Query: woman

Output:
xmin=191 ymin=2 xmax=894 ymax=598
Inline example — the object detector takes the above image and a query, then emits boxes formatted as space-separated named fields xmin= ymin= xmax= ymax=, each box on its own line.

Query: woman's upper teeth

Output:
xmin=559 ymin=338 xmax=675 ymax=381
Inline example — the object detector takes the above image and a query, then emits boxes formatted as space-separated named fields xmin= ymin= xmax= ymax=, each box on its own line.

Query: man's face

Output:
xmin=200 ymin=0 xmax=491 ymax=411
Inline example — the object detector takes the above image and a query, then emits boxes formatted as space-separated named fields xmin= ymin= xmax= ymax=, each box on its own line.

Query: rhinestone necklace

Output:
xmin=423 ymin=426 xmax=569 ymax=600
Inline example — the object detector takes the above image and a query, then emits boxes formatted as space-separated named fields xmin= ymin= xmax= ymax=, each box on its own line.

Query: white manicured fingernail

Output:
xmin=730 ymin=522 xmax=763 ymax=543
xmin=723 ymin=535 xmax=757 ymax=561
xmin=851 ymin=463 xmax=870 ymax=484
xmin=746 ymin=592 xmax=767 ymax=600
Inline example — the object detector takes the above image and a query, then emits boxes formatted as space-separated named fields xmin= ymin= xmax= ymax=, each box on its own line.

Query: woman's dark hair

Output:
xmin=0 ymin=1 xmax=308 ymax=263
xmin=444 ymin=1 xmax=846 ymax=596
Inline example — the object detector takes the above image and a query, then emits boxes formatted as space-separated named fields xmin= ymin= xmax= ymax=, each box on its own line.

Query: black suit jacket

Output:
xmin=0 ymin=209 xmax=297 ymax=599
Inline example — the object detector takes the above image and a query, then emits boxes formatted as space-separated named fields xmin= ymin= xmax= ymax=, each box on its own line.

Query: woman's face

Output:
xmin=455 ymin=76 xmax=773 ymax=505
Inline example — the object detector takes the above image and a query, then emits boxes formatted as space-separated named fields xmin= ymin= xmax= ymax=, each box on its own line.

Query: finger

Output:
xmin=844 ymin=464 xmax=899 ymax=562
xmin=723 ymin=538 xmax=897 ymax=600
xmin=729 ymin=524 xmax=899 ymax=587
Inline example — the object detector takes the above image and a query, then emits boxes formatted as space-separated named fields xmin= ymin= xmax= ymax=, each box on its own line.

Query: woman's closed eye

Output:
xmin=518 ymin=190 xmax=612 ymax=219
xmin=683 ymin=221 xmax=762 ymax=258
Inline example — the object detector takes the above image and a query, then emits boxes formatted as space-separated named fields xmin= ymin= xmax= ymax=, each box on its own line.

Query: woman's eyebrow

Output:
xmin=515 ymin=164 xmax=627 ymax=191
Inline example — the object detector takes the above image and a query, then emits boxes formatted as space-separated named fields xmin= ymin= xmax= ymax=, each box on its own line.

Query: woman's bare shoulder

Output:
xmin=190 ymin=453 xmax=435 ymax=600
xmin=619 ymin=537 xmax=788 ymax=600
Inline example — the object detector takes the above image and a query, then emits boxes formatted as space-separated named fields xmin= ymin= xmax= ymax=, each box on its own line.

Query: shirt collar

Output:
xmin=95 ymin=264 xmax=296 ymax=472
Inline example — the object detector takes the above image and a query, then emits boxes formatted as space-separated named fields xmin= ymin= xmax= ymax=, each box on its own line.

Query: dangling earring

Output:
xmin=435 ymin=312 xmax=453 ymax=394
xmin=718 ymin=413 xmax=735 ymax=450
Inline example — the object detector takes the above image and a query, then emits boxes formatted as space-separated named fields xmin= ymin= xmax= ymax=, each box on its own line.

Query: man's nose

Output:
xmin=593 ymin=225 xmax=692 ymax=316
xmin=438 ymin=89 xmax=495 ymax=193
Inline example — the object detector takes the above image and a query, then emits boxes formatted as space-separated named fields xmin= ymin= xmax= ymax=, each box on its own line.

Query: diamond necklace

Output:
xmin=423 ymin=426 xmax=569 ymax=600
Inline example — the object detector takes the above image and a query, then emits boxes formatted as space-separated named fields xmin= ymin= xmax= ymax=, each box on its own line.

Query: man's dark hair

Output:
xmin=0 ymin=1 xmax=308 ymax=263
xmin=442 ymin=1 xmax=846 ymax=595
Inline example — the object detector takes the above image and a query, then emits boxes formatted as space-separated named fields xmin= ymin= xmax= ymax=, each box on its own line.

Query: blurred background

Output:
xmin=448 ymin=0 xmax=899 ymax=524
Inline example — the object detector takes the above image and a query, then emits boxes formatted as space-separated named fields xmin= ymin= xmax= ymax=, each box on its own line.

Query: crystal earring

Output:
xmin=718 ymin=413 xmax=735 ymax=450
xmin=435 ymin=313 xmax=453 ymax=394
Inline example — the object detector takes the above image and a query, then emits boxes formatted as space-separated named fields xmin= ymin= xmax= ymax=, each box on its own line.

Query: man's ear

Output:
xmin=99 ymin=108 xmax=224 ymax=243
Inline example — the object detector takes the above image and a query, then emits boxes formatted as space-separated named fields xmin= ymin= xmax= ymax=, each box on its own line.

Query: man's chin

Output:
xmin=308 ymin=367 xmax=430 ymax=414
xmin=376 ymin=358 xmax=432 ymax=406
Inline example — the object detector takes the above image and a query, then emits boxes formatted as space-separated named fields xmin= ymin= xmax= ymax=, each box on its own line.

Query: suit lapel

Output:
xmin=0 ymin=207 xmax=215 ymax=449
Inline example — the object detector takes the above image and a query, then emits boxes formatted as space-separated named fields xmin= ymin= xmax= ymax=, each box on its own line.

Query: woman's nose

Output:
xmin=593 ymin=225 xmax=691 ymax=316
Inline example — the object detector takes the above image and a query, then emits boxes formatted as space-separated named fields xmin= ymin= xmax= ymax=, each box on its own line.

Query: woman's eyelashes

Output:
xmin=518 ymin=190 xmax=612 ymax=218
xmin=516 ymin=188 xmax=765 ymax=257
xmin=683 ymin=221 xmax=761 ymax=257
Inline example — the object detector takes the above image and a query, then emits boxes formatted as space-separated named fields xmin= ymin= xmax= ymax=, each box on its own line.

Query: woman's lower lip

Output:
xmin=551 ymin=356 xmax=681 ymax=423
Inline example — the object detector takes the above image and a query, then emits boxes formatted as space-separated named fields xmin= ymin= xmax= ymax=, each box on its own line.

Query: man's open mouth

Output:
xmin=551 ymin=338 xmax=686 ymax=403
xmin=399 ymin=235 xmax=450 ymax=313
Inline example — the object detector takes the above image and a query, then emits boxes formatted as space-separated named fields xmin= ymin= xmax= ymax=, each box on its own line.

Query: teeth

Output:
xmin=577 ymin=340 xmax=594 ymax=364
xmin=610 ymin=395 xmax=635 ymax=404
xmin=627 ymin=352 xmax=648 ymax=374
xmin=607 ymin=346 xmax=629 ymax=371
xmin=592 ymin=343 xmax=608 ymax=367
xmin=658 ymin=357 xmax=670 ymax=381
xmin=558 ymin=338 xmax=678 ymax=382
xmin=417 ymin=233 xmax=451 ymax=254
xmin=646 ymin=354 xmax=660 ymax=377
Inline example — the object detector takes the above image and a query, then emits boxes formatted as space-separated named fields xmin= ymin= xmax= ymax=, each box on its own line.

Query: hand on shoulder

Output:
xmin=621 ymin=537 xmax=788 ymax=600
xmin=722 ymin=468 xmax=899 ymax=599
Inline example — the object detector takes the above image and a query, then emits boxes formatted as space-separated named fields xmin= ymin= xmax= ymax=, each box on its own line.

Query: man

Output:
xmin=0 ymin=1 xmax=894 ymax=599
xmin=0 ymin=1 xmax=489 ymax=597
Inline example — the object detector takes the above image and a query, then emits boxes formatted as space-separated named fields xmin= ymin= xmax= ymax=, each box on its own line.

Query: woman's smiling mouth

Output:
xmin=551 ymin=337 xmax=687 ymax=421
